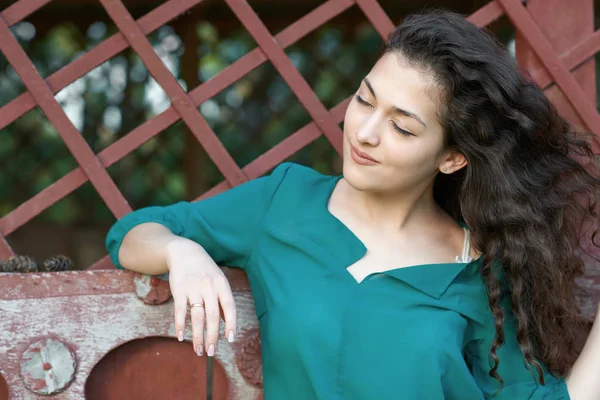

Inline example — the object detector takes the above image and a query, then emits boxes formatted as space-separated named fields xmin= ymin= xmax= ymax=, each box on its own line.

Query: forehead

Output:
xmin=366 ymin=53 xmax=442 ymax=120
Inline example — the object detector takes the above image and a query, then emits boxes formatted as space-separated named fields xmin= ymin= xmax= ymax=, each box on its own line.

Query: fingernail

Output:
xmin=207 ymin=344 xmax=215 ymax=357
xmin=178 ymin=331 xmax=184 ymax=342
xmin=196 ymin=345 xmax=203 ymax=356
xmin=227 ymin=330 xmax=235 ymax=343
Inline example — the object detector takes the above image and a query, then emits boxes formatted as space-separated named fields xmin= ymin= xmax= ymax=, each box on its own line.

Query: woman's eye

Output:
xmin=392 ymin=122 xmax=413 ymax=137
xmin=354 ymin=95 xmax=373 ymax=108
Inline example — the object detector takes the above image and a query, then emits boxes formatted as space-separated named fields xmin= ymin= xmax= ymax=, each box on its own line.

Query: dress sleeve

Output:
xmin=105 ymin=163 xmax=293 ymax=270
xmin=464 ymin=315 xmax=571 ymax=399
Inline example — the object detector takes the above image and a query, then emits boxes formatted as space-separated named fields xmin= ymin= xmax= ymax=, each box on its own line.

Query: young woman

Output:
xmin=106 ymin=10 xmax=600 ymax=400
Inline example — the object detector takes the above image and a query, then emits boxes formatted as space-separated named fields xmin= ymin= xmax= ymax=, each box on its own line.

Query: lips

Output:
xmin=350 ymin=144 xmax=379 ymax=165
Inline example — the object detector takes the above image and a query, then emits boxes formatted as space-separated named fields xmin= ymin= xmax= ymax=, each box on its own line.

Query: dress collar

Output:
xmin=304 ymin=173 xmax=481 ymax=298
xmin=381 ymin=258 xmax=481 ymax=299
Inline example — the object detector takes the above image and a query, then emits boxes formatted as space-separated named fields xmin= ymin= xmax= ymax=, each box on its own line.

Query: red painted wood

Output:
xmin=355 ymin=0 xmax=395 ymax=40
xmin=512 ymin=0 xmax=600 ymax=318
xmin=0 ymin=0 xmax=52 ymax=27
xmin=0 ymin=268 xmax=263 ymax=399
xmin=0 ymin=168 xmax=88 ymax=236
xmin=467 ymin=0 xmax=506 ymax=27
xmin=0 ymin=233 xmax=14 ymax=259
xmin=276 ymin=0 xmax=354 ymax=46
xmin=85 ymin=337 xmax=209 ymax=400
xmin=499 ymin=0 xmax=600 ymax=144
xmin=4 ymin=0 xmax=584 ymax=239
xmin=516 ymin=0 xmax=595 ymax=128
xmin=196 ymin=95 xmax=351 ymax=202
xmin=0 ymin=269 xmax=133 ymax=300
xmin=94 ymin=96 xmax=350 ymax=269
xmin=0 ymin=0 xmax=209 ymax=131
xmin=100 ymin=0 xmax=249 ymax=187
xmin=0 ymin=18 xmax=133 ymax=220
xmin=224 ymin=0 xmax=345 ymax=155
xmin=532 ymin=29 xmax=600 ymax=91
xmin=239 ymin=96 xmax=351 ymax=183
xmin=0 ymin=372 xmax=8 ymax=400
xmin=0 ymin=0 xmax=354 ymax=237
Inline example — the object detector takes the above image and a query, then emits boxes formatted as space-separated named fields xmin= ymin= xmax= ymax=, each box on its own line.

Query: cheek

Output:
xmin=343 ymin=104 xmax=360 ymax=136
xmin=383 ymin=137 xmax=440 ymax=172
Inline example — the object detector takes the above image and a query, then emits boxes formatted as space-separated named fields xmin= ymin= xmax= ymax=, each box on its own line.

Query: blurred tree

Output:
xmin=0 ymin=10 xmax=518 ymax=228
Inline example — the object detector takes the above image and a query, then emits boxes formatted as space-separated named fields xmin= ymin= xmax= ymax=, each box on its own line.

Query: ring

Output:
xmin=190 ymin=303 xmax=204 ymax=309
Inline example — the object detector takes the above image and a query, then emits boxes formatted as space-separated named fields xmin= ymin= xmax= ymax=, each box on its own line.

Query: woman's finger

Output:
xmin=189 ymin=297 xmax=206 ymax=356
xmin=202 ymin=286 xmax=220 ymax=357
xmin=214 ymin=274 xmax=237 ymax=343
xmin=173 ymin=293 xmax=187 ymax=342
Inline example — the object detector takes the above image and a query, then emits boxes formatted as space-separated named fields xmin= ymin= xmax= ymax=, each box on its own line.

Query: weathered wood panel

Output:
xmin=0 ymin=268 xmax=263 ymax=399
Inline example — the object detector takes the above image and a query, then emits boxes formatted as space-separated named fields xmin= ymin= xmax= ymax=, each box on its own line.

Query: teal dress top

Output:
xmin=106 ymin=162 xmax=570 ymax=400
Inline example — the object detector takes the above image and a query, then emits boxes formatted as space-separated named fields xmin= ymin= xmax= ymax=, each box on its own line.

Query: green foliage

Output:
xmin=0 ymin=13 xmax=515 ymax=227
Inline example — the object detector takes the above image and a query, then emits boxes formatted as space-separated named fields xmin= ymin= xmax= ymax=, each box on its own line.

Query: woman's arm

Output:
xmin=117 ymin=222 xmax=181 ymax=275
xmin=565 ymin=304 xmax=600 ymax=400
xmin=105 ymin=163 xmax=294 ymax=273
xmin=104 ymin=163 xmax=295 ymax=356
xmin=117 ymin=222 xmax=216 ymax=277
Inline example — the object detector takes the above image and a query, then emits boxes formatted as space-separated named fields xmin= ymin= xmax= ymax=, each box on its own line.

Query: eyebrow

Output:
xmin=363 ymin=78 xmax=427 ymax=128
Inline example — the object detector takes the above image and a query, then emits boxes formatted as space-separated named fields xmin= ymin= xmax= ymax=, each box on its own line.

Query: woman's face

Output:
xmin=342 ymin=52 xmax=461 ymax=194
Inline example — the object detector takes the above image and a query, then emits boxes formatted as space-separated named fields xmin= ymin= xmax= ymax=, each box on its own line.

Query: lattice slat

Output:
xmin=0 ymin=0 xmax=355 ymax=236
xmin=467 ymin=1 xmax=506 ymax=26
xmin=534 ymin=28 xmax=600 ymax=91
xmin=0 ymin=0 xmax=598 ymax=268
xmin=355 ymin=0 xmax=395 ymax=39
xmin=0 ymin=0 xmax=52 ymax=26
xmin=0 ymin=0 xmax=208 ymax=131
xmin=0 ymin=232 xmax=12 ymax=258
xmin=100 ymin=0 xmax=248 ymax=187
xmin=0 ymin=17 xmax=132 ymax=219
xmin=499 ymin=0 xmax=600 ymax=142
xmin=0 ymin=169 xmax=88 ymax=236
xmin=225 ymin=0 xmax=345 ymax=154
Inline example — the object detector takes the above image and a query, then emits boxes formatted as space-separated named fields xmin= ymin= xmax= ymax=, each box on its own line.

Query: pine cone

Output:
xmin=42 ymin=255 xmax=74 ymax=272
xmin=0 ymin=259 xmax=10 ymax=273
xmin=2 ymin=255 xmax=39 ymax=273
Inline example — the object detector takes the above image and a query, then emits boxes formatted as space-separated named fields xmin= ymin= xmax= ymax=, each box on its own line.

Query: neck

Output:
xmin=340 ymin=178 xmax=444 ymax=232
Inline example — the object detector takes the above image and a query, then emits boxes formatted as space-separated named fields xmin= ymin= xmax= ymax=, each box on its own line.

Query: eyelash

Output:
xmin=354 ymin=95 xmax=414 ymax=137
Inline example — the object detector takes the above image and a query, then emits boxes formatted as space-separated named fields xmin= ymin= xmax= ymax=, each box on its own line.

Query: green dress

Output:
xmin=106 ymin=162 xmax=570 ymax=400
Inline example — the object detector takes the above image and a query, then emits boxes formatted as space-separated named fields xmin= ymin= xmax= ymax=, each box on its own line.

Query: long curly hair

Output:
xmin=384 ymin=10 xmax=600 ymax=386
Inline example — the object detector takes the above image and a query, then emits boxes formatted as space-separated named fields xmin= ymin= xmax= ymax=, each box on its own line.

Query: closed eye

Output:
xmin=356 ymin=95 xmax=413 ymax=137
xmin=391 ymin=122 xmax=414 ymax=137
xmin=354 ymin=94 xmax=373 ymax=108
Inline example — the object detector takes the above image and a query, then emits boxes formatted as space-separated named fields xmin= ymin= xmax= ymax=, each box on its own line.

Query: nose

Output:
xmin=356 ymin=113 xmax=381 ymax=146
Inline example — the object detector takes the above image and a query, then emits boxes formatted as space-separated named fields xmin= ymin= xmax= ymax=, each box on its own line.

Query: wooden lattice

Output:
xmin=0 ymin=0 xmax=597 ymax=266
xmin=1 ymin=0 xmax=599 ymax=399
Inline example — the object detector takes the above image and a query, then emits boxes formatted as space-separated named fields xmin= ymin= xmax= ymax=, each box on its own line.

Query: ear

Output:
xmin=439 ymin=149 xmax=467 ymax=174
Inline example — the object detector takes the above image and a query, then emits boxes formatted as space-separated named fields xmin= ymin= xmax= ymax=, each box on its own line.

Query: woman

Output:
xmin=106 ymin=10 xmax=600 ymax=399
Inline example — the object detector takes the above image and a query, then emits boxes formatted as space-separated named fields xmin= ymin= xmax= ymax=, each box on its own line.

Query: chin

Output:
xmin=342 ymin=159 xmax=381 ymax=192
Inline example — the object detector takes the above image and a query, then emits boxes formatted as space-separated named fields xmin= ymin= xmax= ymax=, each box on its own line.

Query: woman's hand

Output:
xmin=165 ymin=237 xmax=237 ymax=357
xmin=565 ymin=301 xmax=600 ymax=400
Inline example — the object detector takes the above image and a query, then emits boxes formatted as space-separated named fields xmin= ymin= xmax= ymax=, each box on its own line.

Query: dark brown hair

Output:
xmin=384 ymin=9 xmax=600 ymax=387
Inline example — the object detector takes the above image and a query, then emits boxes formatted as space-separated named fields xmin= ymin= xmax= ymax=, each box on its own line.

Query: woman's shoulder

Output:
xmin=268 ymin=162 xmax=338 ymax=194
xmin=262 ymin=162 xmax=337 ymax=218
xmin=270 ymin=162 xmax=334 ymax=181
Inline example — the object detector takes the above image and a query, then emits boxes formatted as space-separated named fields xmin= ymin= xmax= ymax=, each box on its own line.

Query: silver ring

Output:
xmin=190 ymin=303 xmax=204 ymax=309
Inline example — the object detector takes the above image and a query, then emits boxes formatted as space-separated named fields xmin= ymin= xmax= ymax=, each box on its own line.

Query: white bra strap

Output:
xmin=456 ymin=227 xmax=473 ymax=263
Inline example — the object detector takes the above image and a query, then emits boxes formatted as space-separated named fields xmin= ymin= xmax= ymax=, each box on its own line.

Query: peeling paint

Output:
xmin=20 ymin=338 xmax=76 ymax=395
xmin=0 ymin=269 xmax=263 ymax=399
